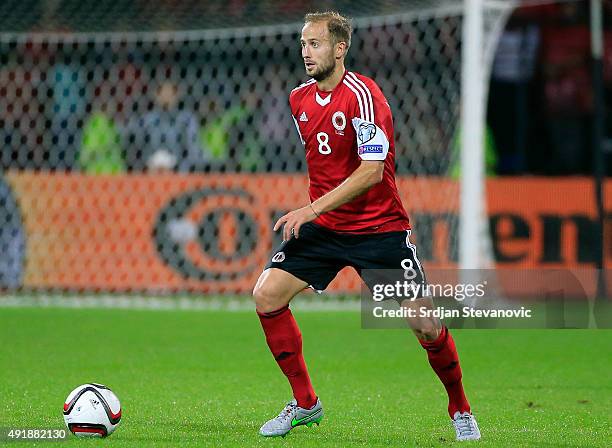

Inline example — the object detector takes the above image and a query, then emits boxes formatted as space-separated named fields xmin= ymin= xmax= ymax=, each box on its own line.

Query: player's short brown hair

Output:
xmin=304 ymin=11 xmax=352 ymax=50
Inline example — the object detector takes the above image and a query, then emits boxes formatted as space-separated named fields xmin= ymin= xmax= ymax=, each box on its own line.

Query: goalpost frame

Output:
xmin=590 ymin=0 xmax=608 ymax=299
xmin=461 ymin=0 xmax=607 ymax=297
xmin=460 ymin=0 xmax=486 ymax=270
xmin=460 ymin=0 xmax=517 ymax=270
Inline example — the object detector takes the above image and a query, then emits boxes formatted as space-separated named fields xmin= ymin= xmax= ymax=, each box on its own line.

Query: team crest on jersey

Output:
xmin=357 ymin=122 xmax=377 ymax=144
xmin=332 ymin=111 xmax=346 ymax=135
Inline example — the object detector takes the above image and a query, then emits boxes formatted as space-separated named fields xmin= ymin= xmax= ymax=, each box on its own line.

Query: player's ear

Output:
xmin=336 ymin=41 xmax=347 ymax=59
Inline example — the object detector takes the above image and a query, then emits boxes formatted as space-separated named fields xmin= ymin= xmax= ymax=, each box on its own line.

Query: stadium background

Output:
xmin=0 ymin=0 xmax=609 ymax=296
xmin=0 ymin=1 xmax=610 ymax=446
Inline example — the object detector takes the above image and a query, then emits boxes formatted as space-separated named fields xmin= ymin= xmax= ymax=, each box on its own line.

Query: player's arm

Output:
xmin=311 ymin=159 xmax=383 ymax=212
xmin=274 ymin=160 xmax=383 ymax=241
xmin=275 ymin=112 xmax=391 ymax=240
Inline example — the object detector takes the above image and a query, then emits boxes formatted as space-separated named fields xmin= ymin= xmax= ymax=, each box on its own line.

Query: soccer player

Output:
xmin=253 ymin=11 xmax=481 ymax=442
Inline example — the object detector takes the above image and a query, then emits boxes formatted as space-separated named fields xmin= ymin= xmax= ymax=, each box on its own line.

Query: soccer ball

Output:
xmin=63 ymin=383 xmax=121 ymax=438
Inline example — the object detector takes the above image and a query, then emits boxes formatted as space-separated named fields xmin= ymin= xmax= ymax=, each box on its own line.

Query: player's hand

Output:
xmin=273 ymin=205 xmax=318 ymax=241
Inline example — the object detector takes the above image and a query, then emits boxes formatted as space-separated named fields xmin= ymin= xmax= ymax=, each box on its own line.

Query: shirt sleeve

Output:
xmin=351 ymin=117 xmax=389 ymax=161
xmin=346 ymin=75 xmax=392 ymax=161
xmin=289 ymin=92 xmax=305 ymax=146
xmin=292 ymin=115 xmax=305 ymax=145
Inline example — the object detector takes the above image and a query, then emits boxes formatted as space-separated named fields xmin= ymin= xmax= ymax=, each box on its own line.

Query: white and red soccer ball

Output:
xmin=63 ymin=383 xmax=121 ymax=438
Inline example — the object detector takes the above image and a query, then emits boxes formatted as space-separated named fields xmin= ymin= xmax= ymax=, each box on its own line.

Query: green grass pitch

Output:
xmin=1 ymin=307 xmax=610 ymax=447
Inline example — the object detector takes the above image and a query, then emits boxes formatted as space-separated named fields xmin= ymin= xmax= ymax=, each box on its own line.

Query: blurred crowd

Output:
xmin=0 ymin=1 xmax=611 ymax=176
xmin=489 ymin=1 xmax=612 ymax=175
xmin=0 ymin=40 xmax=303 ymax=173
xmin=2 ymin=0 xmax=412 ymax=32
xmin=1 ymin=1 xmax=611 ymax=292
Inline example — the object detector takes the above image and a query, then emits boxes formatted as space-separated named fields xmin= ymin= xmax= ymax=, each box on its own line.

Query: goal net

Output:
xmin=0 ymin=0 xmax=514 ymax=296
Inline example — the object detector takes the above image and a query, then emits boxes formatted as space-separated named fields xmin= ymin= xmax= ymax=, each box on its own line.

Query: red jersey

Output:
xmin=289 ymin=70 xmax=410 ymax=233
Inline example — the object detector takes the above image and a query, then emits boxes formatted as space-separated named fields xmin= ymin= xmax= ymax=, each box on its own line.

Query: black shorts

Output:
xmin=265 ymin=222 xmax=426 ymax=294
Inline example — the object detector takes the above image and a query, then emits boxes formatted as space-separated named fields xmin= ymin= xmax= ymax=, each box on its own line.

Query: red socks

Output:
xmin=257 ymin=305 xmax=317 ymax=409
xmin=419 ymin=326 xmax=471 ymax=417
xmin=258 ymin=308 xmax=467 ymax=417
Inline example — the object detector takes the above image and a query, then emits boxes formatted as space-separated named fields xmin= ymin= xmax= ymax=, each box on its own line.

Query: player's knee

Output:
xmin=412 ymin=321 xmax=442 ymax=342
xmin=252 ymin=283 xmax=284 ymax=313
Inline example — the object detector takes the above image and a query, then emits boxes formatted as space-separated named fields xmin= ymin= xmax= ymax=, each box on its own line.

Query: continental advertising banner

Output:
xmin=4 ymin=172 xmax=611 ymax=294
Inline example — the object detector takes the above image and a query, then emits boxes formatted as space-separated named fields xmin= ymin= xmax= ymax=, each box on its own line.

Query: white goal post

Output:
xmin=461 ymin=0 xmax=518 ymax=269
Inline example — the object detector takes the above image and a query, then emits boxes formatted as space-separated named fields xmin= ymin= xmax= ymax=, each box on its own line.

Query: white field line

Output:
xmin=0 ymin=294 xmax=360 ymax=312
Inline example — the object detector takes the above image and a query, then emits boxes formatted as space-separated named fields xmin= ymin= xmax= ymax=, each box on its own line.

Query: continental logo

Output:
xmin=153 ymin=188 xmax=263 ymax=282
xmin=3 ymin=173 xmax=611 ymax=293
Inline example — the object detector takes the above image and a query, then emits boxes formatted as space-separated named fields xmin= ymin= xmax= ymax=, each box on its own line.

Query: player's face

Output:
xmin=301 ymin=21 xmax=337 ymax=81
